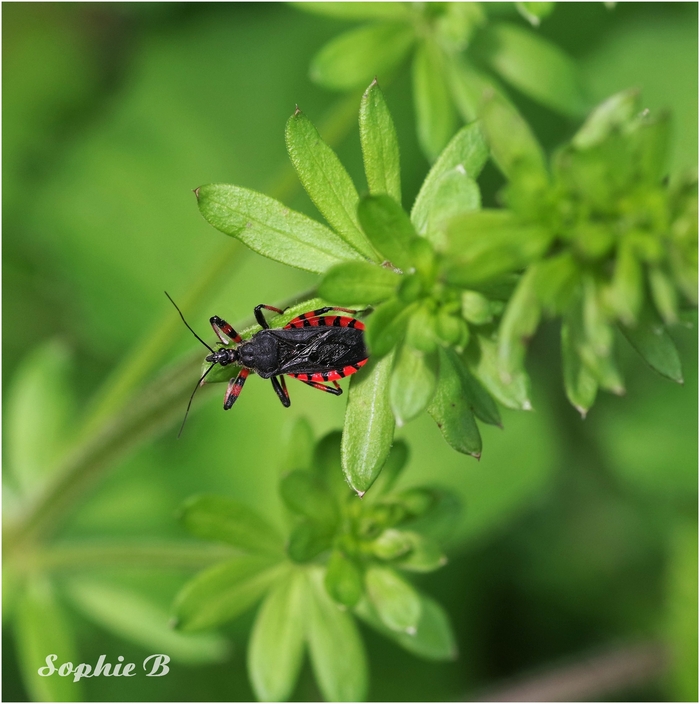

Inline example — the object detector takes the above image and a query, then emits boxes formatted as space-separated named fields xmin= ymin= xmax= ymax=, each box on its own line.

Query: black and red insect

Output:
xmin=166 ymin=293 xmax=369 ymax=433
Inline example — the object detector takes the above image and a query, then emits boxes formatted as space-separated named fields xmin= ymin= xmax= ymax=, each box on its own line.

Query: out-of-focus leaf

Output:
xmin=180 ymin=495 xmax=285 ymax=557
xmin=279 ymin=416 xmax=315 ymax=474
xmin=461 ymin=290 xmax=493 ymax=325
xmin=286 ymin=110 xmax=377 ymax=260
xmin=467 ymin=334 xmax=532 ymax=411
xmin=428 ymin=346 xmax=482 ymax=457
xmin=319 ymin=261 xmax=400 ymax=305
xmin=293 ymin=2 xmax=411 ymax=20
xmin=649 ymin=266 xmax=679 ymax=324
xmin=533 ymin=252 xmax=580 ymax=315
xmin=311 ymin=430 xmax=348 ymax=500
xmin=365 ymin=298 xmax=416 ymax=358
xmin=456 ymin=353 xmax=502 ymax=427
xmin=248 ymin=570 xmax=306 ymax=703
xmin=633 ymin=111 xmax=671 ymax=182
xmin=173 ymin=556 xmax=286 ymax=632
xmin=325 ymin=550 xmax=364 ymax=608
xmin=561 ymin=316 xmax=598 ymax=417
xmin=572 ymin=89 xmax=639 ymax=149
xmin=479 ymin=23 xmax=587 ymax=116
xmin=342 ymin=353 xmax=396 ymax=495
xmin=367 ymin=439 xmax=409 ymax=497
xmin=447 ymin=57 xmax=505 ymax=123
xmin=479 ymin=89 xmax=548 ymax=180
xmin=445 ymin=210 xmax=552 ymax=286
xmin=280 ymin=470 xmax=338 ymax=528
xmin=611 ymin=238 xmax=643 ymax=325
xmin=401 ymin=488 xmax=462 ymax=545
xmin=392 ymin=531 xmax=447 ymax=573
xmin=310 ymin=22 xmax=415 ymax=91
xmin=6 ymin=340 xmax=74 ymax=495
xmin=620 ymin=307 xmax=683 ymax=383
xmin=358 ymin=194 xmax=417 ymax=272
xmin=196 ymin=184 xmax=361 ymax=273
xmin=306 ymin=568 xmax=368 ymax=702
xmin=412 ymin=122 xmax=488 ymax=236
xmin=412 ymin=38 xmax=457 ymax=161
xmin=390 ymin=343 xmax=439 ymax=426
xmin=372 ymin=528 xmax=413 ymax=560
xmin=515 ymin=2 xmax=555 ymax=26
xmin=364 ymin=565 xmax=422 ymax=634
xmin=287 ymin=520 xmax=335 ymax=562
xmin=360 ymin=79 xmax=402 ymax=203
xmin=355 ymin=591 xmax=457 ymax=660
xmin=15 ymin=576 xmax=83 ymax=702
xmin=406 ymin=303 xmax=438 ymax=354
xmin=66 ymin=579 xmax=228 ymax=663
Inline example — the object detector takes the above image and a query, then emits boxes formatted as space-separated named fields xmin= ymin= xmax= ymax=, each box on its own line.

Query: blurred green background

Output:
xmin=3 ymin=2 xmax=697 ymax=701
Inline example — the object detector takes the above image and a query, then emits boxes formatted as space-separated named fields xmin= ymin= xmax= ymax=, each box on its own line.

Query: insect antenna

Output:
xmin=178 ymin=362 xmax=216 ymax=438
xmin=164 ymin=291 xmax=215 ymax=353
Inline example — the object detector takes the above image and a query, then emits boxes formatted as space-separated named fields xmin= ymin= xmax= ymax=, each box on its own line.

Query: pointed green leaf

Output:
xmin=287 ymin=520 xmax=335 ymax=563
xmin=318 ymin=261 xmax=401 ymax=306
xmin=306 ymin=568 xmax=368 ymax=702
xmin=390 ymin=343 xmax=439 ymax=426
xmin=364 ymin=565 xmax=422 ymax=634
xmin=479 ymin=90 xmax=548 ymax=180
xmin=293 ymin=2 xmax=411 ymax=20
xmin=310 ymin=22 xmax=415 ymax=91
xmin=427 ymin=346 xmax=482 ymax=457
xmin=173 ymin=556 xmax=286 ymax=632
xmin=342 ymin=352 xmax=396 ymax=495
xmin=649 ymin=266 xmax=679 ymax=324
xmin=357 ymin=194 xmax=417 ymax=271
xmin=367 ymin=439 xmax=409 ymax=497
xmin=611 ymin=238 xmax=643 ymax=325
xmin=311 ymin=430 xmax=348 ymax=500
xmin=248 ymin=571 xmax=306 ymax=702
xmin=399 ymin=488 xmax=462 ymax=545
xmin=447 ymin=57 xmax=505 ymax=124
xmin=360 ymin=79 xmax=402 ymax=203
xmin=392 ymin=532 xmax=447 ymax=573
xmin=412 ymin=38 xmax=457 ymax=160
xmin=355 ymin=592 xmax=457 ymax=661
xmin=279 ymin=416 xmax=315 ymax=474
xmin=453 ymin=351 xmax=502 ymax=426
xmin=479 ymin=23 xmax=587 ymax=116
xmin=280 ymin=470 xmax=339 ymax=528
xmin=573 ymin=89 xmax=639 ymax=149
xmin=620 ymin=308 xmax=683 ymax=383
xmin=15 ymin=576 xmax=83 ymax=702
xmin=180 ymin=495 xmax=285 ymax=557
xmin=561 ymin=317 xmax=598 ymax=417
xmin=532 ymin=251 xmax=580 ymax=315
xmin=196 ymin=184 xmax=361 ymax=274
xmin=324 ymin=550 xmax=364 ymax=608
xmin=66 ymin=579 xmax=228 ymax=663
xmin=372 ymin=528 xmax=413 ymax=560
xmin=515 ymin=2 xmax=556 ymax=26
xmin=286 ymin=110 xmax=377 ymax=260
xmin=365 ymin=298 xmax=416 ymax=358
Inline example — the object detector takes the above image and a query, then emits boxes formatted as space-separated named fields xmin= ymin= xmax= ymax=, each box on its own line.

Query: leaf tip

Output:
xmin=193 ymin=187 xmax=201 ymax=200
xmin=405 ymin=626 xmax=417 ymax=636
xmin=169 ymin=616 xmax=180 ymax=630
xmin=294 ymin=103 xmax=302 ymax=117
xmin=522 ymin=399 xmax=533 ymax=411
xmin=471 ymin=452 xmax=481 ymax=461
xmin=356 ymin=489 xmax=366 ymax=499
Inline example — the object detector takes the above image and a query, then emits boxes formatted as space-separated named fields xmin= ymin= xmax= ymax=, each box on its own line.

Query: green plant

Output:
xmin=173 ymin=424 xmax=458 ymax=702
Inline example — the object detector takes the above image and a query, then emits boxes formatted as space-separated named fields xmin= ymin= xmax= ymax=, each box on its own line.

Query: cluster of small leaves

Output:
xmin=172 ymin=421 xmax=459 ymax=702
xmin=295 ymin=1 xmax=585 ymax=159
xmin=468 ymin=88 xmax=698 ymax=416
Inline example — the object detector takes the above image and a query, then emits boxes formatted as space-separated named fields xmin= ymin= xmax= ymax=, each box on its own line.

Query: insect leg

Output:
xmin=270 ymin=375 xmax=291 ymax=407
xmin=223 ymin=369 xmax=249 ymax=410
xmin=283 ymin=307 xmax=363 ymax=329
xmin=291 ymin=376 xmax=343 ymax=396
xmin=210 ymin=316 xmax=242 ymax=345
xmin=254 ymin=304 xmax=286 ymax=329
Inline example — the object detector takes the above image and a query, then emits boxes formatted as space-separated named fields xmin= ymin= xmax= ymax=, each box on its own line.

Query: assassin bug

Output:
xmin=166 ymin=293 xmax=369 ymax=435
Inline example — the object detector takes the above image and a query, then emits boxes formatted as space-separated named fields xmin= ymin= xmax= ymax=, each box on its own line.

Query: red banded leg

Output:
xmin=270 ymin=375 xmax=290 ymax=407
xmin=254 ymin=304 xmax=286 ymax=330
xmin=293 ymin=377 xmax=343 ymax=396
xmin=223 ymin=369 xmax=249 ymax=410
xmin=210 ymin=316 xmax=242 ymax=345
xmin=284 ymin=307 xmax=366 ymax=330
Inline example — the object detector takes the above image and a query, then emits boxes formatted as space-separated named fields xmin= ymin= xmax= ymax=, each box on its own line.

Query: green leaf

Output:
xmin=411 ymin=120 xmax=488 ymax=239
xmin=372 ymin=528 xmax=413 ymax=560
xmin=445 ymin=210 xmax=552 ymax=286
xmin=427 ymin=346 xmax=482 ymax=457
xmin=649 ymin=266 xmax=679 ymax=324
xmin=6 ymin=340 xmax=75 ymax=495
xmin=360 ymin=79 xmax=402 ymax=203
xmin=561 ymin=315 xmax=598 ymax=417
xmin=196 ymin=184 xmax=361 ymax=274
xmin=280 ymin=470 xmax=339 ymax=528
xmin=412 ymin=38 xmax=457 ymax=161
xmin=367 ymin=439 xmax=409 ymax=497
xmin=497 ymin=265 xmax=542 ymax=383
xmin=532 ymin=251 xmax=580 ymax=315
xmin=325 ymin=550 xmax=364 ymax=608
xmin=311 ymin=430 xmax=349 ymax=500
xmin=15 ymin=576 xmax=83 ymax=702
xmin=180 ymin=495 xmax=285 ymax=557
xmin=479 ymin=89 xmax=548 ymax=181
xmin=318 ymin=261 xmax=400 ymax=306
xmin=287 ymin=520 xmax=335 ymax=563
xmin=633 ymin=111 xmax=671 ymax=182
xmin=400 ymin=488 xmax=462 ymax=545
xmin=390 ymin=343 xmax=439 ymax=426
xmin=447 ymin=57 xmax=504 ymax=124
xmin=454 ymin=351 xmax=502 ymax=426
xmin=364 ymin=565 xmax=422 ymax=634
xmin=365 ymin=298 xmax=416 ymax=358
xmin=572 ymin=89 xmax=639 ymax=150
xmin=279 ymin=416 xmax=315 ymax=474
xmin=611 ymin=238 xmax=643 ymax=325
xmin=306 ymin=568 xmax=368 ymax=702
xmin=391 ymin=532 xmax=447 ymax=573
xmin=479 ymin=23 xmax=587 ymax=116
xmin=342 ymin=352 xmax=396 ymax=495
xmin=355 ymin=592 xmax=457 ymax=661
xmin=286 ymin=110 xmax=377 ymax=261
xmin=248 ymin=570 xmax=306 ymax=702
xmin=357 ymin=194 xmax=417 ymax=271
xmin=620 ymin=307 xmax=683 ymax=383
xmin=173 ymin=556 xmax=286 ymax=632
xmin=515 ymin=2 xmax=555 ymax=26
xmin=66 ymin=579 xmax=228 ymax=663
xmin=293 ymin=2 xmax=411 ymax=20
xmin=467 ymin=334 xmax=532 ymax=411
xmin=310 ymin=22 xmax=415 ymax=91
